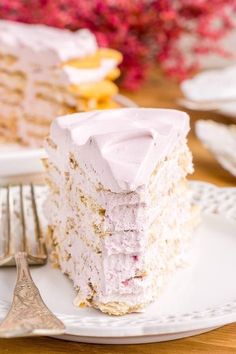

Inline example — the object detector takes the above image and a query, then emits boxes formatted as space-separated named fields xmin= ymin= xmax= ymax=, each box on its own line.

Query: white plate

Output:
xmin=0 ymin=143 xmax=46 ymax=177
xmin=180 ymin=65 xmax=236 ymax=119
xmin=0 ymin=94 xmax=137 ymax=178
xmin=196 ymin=120 xmax=236 ymax=177
xmin=179 ymin=98 xmax=236 ymax=120
xmin=0 ymin=181 xmax=236 ymax=344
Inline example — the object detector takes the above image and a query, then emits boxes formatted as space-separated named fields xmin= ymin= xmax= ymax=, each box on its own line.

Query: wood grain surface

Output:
xmin=0 ymin=68 xmax=235 ymax=353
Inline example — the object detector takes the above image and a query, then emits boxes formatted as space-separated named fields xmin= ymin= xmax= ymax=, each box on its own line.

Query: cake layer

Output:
xmin=0 ymin=85 xmax=23 ymax=104
xmin=0 ymin=116 xmax=18 ymax=141
xmin=0 ymin=69 xmax=26 ymax=90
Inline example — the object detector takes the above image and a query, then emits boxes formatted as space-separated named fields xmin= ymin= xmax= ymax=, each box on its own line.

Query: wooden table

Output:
xmin=1 ymin=69 xmax=235 ymax=353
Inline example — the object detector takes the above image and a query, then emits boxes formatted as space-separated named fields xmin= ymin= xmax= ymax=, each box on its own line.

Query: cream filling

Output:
xmin=0 ymin=69 xmax=26 ymax=90
xmin=0 ymin=85 xmax=23 ymax=104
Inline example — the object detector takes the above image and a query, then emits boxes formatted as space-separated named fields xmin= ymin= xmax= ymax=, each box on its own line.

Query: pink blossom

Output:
xmin=0 ymin=0 xmax=235 ymax=89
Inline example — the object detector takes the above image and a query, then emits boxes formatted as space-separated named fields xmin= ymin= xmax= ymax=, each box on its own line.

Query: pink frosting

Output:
xmin=49 ymin=108 xmax=190 ymax=192
xmin=0 ymin=20 xmax=97 ymax=67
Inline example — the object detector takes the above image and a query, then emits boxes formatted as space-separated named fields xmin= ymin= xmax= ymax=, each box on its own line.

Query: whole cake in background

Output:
xmin=44 ymin=107 xmax=197 ymax=316
xmin=0 ymin=20 xmax=122 ymax=147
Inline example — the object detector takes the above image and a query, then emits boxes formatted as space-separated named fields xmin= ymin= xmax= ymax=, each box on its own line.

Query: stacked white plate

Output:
xmin=180 ymin=65 xmax=236 ymax=120
xmin=180 ymin=66 xmax=236 ymax=178
xmin=196 ymin=120 xmax=236 ymax=178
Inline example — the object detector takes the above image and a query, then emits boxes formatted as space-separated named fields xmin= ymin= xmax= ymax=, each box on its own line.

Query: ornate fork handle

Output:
xmin=0 ymin=252 xmax=65 ymax=337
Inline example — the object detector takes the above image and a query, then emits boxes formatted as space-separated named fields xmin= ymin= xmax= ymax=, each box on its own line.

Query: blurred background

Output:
xmin=0 ymin=0 xmax=235 ymax=89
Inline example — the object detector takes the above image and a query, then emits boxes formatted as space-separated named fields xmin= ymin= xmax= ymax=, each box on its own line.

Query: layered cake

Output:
xmin=44 ymin=108 xmax=195 ymax=315
xmin=0 ymin=20 xmax=122 ymax=146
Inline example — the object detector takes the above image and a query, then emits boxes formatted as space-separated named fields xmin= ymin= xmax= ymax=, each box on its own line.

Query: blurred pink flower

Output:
xmin=0 ymin=0 xmax=235 ymax=89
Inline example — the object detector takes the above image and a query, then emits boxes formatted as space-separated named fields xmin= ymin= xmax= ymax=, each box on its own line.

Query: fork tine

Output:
xmin=9 ymin=186 xmax=24 ymax=256
xmin=0 ymin=187 xmax=9 ymax=264
xmin=30 ymin=184 xmax=47 ymax=260
xmin=0 ymin=186 xmax=14 ymax=266
xmin=6 ymin=186 xmax=10 ymax=256
xmin=19 ymin=185 xmax=27 ymax=253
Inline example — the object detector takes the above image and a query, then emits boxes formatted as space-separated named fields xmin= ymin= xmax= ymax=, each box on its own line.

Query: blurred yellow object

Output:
xmin=64 ymin=55 xmax=100 ymax=68
xmin=97 ymin=48 xmax=123 ymax=64
xmin=97 ymin=98 xmax=119 ymax=109
xmin=106 ymin=68 xmax=121 ymax=81
xmin=69 ymin=80 xmax=118 ymax=99
xmin=76 ymin=96 xmax=119 ymax=111
xmin=63 ymin=48 xmax=122 ymax=69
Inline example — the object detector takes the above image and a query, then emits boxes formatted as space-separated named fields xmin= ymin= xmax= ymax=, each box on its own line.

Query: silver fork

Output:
xmin=0 ymin=184 xmax=65 ymax=337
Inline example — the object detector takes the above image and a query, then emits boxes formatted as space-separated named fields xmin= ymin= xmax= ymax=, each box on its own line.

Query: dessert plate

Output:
xmin=0 ymin=94 xmax=137 ymax=178
xmin=180 ymin=65 xmax=236 ymax=120
xmin=196 ymin=120 xmax=236 ymax=177
xmin=0 ymin=181 xmax=236 ymax=344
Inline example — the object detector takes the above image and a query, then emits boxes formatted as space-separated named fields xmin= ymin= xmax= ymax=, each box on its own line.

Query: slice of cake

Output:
xmin=44 ymin=108 xmax=194 ymax=315
xmin=0 ymin=20 xmax=122 ymax=146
